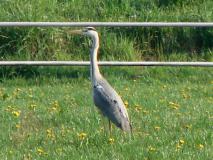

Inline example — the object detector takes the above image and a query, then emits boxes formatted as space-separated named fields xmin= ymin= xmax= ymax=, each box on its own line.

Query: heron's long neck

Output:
xmin=90 ymin=36 xmax=101 ymax=85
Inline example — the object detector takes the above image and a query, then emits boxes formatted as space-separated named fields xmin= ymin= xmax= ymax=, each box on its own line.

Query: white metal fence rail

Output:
xmin=0 ymin=22 xmax=212 ymax=67
xmin=0 ymin=61 xmax=212 ymax=67
xmin=1 ymin=22 xmax=213 ymax=27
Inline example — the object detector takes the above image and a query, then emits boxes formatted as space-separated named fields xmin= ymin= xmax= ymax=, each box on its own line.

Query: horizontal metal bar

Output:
xmin=0 ymin=61 xmax=212 ymax=67
xmin=1 ymin=22 xmax=213 ymax=27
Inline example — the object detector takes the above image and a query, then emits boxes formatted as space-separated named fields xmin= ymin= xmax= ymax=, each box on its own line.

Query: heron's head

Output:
xmin=69 ymin=27 xmax=98 ymax=38
xmin=69 ymin=27 xmax=99 ymax=48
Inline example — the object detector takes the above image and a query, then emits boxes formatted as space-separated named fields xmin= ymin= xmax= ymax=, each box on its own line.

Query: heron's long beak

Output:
xmin=68 ymin=29 xmax=83 ymax=35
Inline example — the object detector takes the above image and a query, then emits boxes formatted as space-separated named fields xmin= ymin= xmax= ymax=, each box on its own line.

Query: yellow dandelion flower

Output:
xmin=12 ymin=110 xmax=21 ymax=117
xmin=154 ymin=126 xmax=161 ymax=130
xmin=183 ymin=124 xmax=192 ymax=129
xmin=108 ymin=137 xmax=115 ymax=144
xmin=176 ymin=139 xmax=185 ymax=150
xmin=169 ymin=102 xmax=180 ymax=109
xmin=179 ymin=139 xmax=185 ymax=144
xmin=78 ymin=132 xmax=87 ymax=140
xmin=46 ymin=128 xmax=52 ymax=135
xmin=135 ymin=107 xmax=142 ymax=112
xmin=148 ymin=146 xmax=156 ymax=152
xmin=51 ymin=107 xmax=57 ymax=111
xmin=182 ymin=93 xmax=190 ymax=99
xmin=15 ymin=124 xmax=21 ymax=128
xmin=124 ymin=101 xmax=129 ymax=108
xmin=210 ymin=80 xmax=213 ymax=84
xmin=124 ymin=88 xmax=129 ymax=91
xmin=162 ymin=85 xmax=167 ymax=89
xmin=53 ymin=101 xmax=59 ymax=107
xmin=37 ymin=148 xmax=46 ymax=156
xmin=169 ymin=102 xmax=179 ymax=107
xmin=134 ymin=105 xmax=142 ymax=112
xmin=99 ymin=127 xmax=104 ymax=132
xmin=13 ymin=88 xmax=21 ymax=96
xmin=176 ymin=143 xmax=182 ymax=150
xmin=46 ymin=128 xmax=55 ymax=139
xmin=16 ymin=88 xmax=21 ymax=92
xmin=198 ymin=144 xmax=204 ymax=149
xmin=29 ymin=104 xmax=37 ymax=110
xmin=49 ymin=101 xmax=60 ymax=112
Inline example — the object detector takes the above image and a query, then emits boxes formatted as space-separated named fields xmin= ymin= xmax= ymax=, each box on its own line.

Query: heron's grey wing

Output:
xmin=93 ymin=83 xmax=129 ymax=128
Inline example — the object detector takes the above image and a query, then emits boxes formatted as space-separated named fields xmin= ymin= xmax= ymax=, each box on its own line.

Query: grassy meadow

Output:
xmin=0 ymin=0 xmax=213 ymax=159
xmin=0 ymin=67 xmax=213 ymax=159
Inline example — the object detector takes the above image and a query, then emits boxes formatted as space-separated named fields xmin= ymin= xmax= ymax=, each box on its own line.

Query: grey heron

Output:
xmin=70 ymin=27 xmax=132 ymax=133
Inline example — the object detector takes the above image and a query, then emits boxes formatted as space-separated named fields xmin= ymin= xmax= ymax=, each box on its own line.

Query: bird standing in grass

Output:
xmin=70 ymin=27 xmax=132 ymax=133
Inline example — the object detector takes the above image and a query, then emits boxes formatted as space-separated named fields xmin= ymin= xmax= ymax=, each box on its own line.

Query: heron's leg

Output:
xmin=101 ymin=116 xmax=108 ymax=136
xmin=98 ymin=111 xmax=107 ymax=134
xmin=130 ymin=123 xmax=134 ymax=137
xmin=108 ymin=119 xmax=112 ymax=135
xmin=101 ymin=116 xmax=106 ymax=130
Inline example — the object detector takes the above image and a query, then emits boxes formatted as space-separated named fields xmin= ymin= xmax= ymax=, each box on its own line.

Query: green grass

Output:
xmin=0 ymin=67 xmax=212 ymax=159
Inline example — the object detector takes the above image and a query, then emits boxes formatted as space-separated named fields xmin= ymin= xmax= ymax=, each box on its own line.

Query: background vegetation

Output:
xmin=0 ymin=0 xmax=213 ymax=61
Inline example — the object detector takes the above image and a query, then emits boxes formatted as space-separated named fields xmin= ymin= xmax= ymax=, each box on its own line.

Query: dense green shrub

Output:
xmin=0 ymin=0 xmax=212 ymax=61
